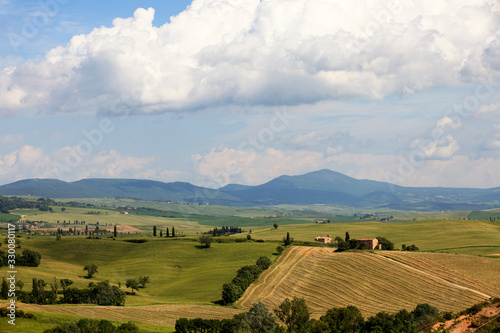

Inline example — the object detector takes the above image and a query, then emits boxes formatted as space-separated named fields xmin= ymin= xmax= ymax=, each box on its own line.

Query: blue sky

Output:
xmin=1 ymin=0 xmax=500 ymax=188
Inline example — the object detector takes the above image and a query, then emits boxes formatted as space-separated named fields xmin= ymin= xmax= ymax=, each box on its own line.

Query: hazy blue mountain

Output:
xmin=1 ymin=169 xmax=499 ymax=210
xmin=0 ymin=178 xmax=243 ymax=205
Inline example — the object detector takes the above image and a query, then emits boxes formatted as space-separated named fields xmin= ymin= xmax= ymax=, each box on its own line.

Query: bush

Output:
xmin=256 ymin=256 xmax=272 ymax=270
xmin=222 ymin=283 xmax=243 ymax=305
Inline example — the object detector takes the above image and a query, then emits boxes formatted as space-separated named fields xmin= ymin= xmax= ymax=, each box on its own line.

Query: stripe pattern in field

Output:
xmin=10 ymin=303 xmax=243 ymax=327
xmin=237 ymin=247 xmax=500 ymax=318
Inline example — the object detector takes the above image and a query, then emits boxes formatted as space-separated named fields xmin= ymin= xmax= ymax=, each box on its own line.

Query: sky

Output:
xmin=1 ymin=0 xmax=500 ymax=189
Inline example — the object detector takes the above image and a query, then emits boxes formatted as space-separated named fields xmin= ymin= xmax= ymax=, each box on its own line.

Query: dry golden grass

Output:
xmin=8 ymin=303 xmax=242 ymax=327
xmin=238 ymin=247 xmax=500 ymax=318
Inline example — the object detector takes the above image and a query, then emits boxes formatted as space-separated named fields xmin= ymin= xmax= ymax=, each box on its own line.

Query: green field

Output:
xmin=1 ymin=237 xmax=277 ymax=305
xmin=251 ymin=219 xmax=500 ymax=256
xmin=0 ymin=212 xmax=20 ymax=222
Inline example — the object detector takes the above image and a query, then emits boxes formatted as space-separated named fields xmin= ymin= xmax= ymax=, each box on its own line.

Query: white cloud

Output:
xmin=192 ymin=146 xmax=500 ymax=188
xmin=192 ymin=147 xmax=327 ymax=187
xmin=1 ymin=0 xmax=499 ymax=116
xmin=411 ymin=135 xmax=459 ymax=160
xmin=436 ymin=116 xmax=462 ymax=130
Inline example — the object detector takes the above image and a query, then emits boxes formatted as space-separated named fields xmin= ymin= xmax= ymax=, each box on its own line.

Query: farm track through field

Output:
xmin=12 ymin=303 xmax=243 ymax=327
xmin=237 ymin=247 xmax=500 ymax=318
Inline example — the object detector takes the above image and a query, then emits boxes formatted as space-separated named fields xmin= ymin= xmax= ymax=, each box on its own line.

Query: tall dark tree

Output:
xmin=345 ymin=231 xmax=350 ymax=242
xmin=113 ymin=225 xmax=117 ymax=238
xmin=160 ymin=229 xmax=163 ymax=238
xmin=172 ymin=227 xmax=175 ymax=237
xmin=283 ymin=232 xmax=293 ymax=246
xmin=1 ymin=277 xmax=8 ymax=299
xmin=166 ymin=227 xmax=170 ymax=237
xmin=153 ymin=226 xmax=157 ymax=237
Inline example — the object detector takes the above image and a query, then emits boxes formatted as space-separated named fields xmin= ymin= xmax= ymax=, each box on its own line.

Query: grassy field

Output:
xmin=0 ymin=212 xmax=20 ymax=222
xmin=238 ymin=247 xmax=500 ymax=318
xmin=251 ymin=219 xmax=500 ymax=256
xmin=1 ymin=237 xmax=277 ymax=305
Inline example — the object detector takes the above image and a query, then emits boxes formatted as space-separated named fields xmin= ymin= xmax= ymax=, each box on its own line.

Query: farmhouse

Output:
xmin=119 ymin=211 xmax=129 ymax=215
xmin=356 ymin=238 xmax=382 ymax=250
xmin=315 ymin=236 xmax=332 ymax=244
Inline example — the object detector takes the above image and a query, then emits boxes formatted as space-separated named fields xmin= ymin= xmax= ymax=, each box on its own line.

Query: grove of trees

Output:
xmin=175 ymin=298 xmax=445 ymax=333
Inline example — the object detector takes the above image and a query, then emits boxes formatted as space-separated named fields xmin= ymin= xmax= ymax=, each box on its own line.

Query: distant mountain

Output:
xmin=0 ymin=178 xmax=243 ymax=206
xmin=1 ymin=169 xmax=499 ymax=210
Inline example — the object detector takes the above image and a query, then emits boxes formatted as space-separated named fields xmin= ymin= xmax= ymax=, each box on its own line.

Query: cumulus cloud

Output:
xmin=410 ymin=134 xmax=459 ymax=160
xmin=192 ymin=147 xmax=500 ymax=188
xmin=1 ymin=0 xmax=499 ymax=116
xmin=192 ymin=147 xmax=327 ymax=187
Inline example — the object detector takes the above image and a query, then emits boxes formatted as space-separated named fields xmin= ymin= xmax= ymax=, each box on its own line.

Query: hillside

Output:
xmin=1 ymin=169 xmax=500 ymax=210
xmin=238 ymin=248 xmax=500 ymax=318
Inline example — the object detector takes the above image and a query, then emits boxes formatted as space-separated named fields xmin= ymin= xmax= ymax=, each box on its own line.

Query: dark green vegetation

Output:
xmin=174 ymin=297 xmax=476 ymax=333
xmin=0 ymin=249 xmax=41 ymax=267
xmin=44 ymin=319 xmax=139 ymax=333
xmin=15 ymin=278 xmax=125 ymax=306
xmin=3 ymin=169 xmax=500 ymax=209
xmin=222 ymin=257 xmax=273 ymax=305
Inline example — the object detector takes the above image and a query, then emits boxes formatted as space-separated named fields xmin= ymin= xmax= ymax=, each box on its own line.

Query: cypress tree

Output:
xmin=153 ymin=226 xmax=157 ymax=237
xmin=1 ymin=278 xmax=8 ymax=299
xmin=166 ymin=227 xmax=170 ymax=237
xmin=345 ymin=231 xmax=350 ymax=242
xmin=114 ymin=225 xmax=117 ymax=238
xmin=160 ymin=229 xmax=163 ymax=237
xmin=172 ymin=227 xmax=175 ymax=237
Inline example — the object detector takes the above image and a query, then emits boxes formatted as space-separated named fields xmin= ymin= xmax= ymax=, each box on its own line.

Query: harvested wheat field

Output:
xmin=238 ymin=247 xmax=500 ymax=318
xmin=14 ymin=303 xmax=243 ymax=327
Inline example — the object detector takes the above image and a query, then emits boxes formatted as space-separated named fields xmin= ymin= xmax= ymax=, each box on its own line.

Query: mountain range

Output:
xmin=1 ymin=169 xmax=499 ymax=211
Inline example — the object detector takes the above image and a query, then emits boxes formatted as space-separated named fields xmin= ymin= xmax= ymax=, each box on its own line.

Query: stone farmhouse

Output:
xmin=314 ymin=236 xmax=332 ymax=244
xmin=356 ymin=238 xmax=382 ymax=250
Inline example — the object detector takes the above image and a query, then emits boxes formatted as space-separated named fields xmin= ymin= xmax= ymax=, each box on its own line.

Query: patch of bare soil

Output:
xmin=433 ymin=300 xmax=500 ymax=333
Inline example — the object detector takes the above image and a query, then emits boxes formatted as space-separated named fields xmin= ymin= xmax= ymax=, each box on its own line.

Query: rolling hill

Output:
xmin=238 ymin=247 xmax=500 ymax=318
xmin=1 ymin=169 xmax=499 ymax=210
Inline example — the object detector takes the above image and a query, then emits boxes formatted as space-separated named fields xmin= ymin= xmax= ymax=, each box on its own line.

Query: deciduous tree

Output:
xmin=84 ymin=264 xmax=98 ymax=278
xmin=274 ymin=297 xmax=310 ymax=332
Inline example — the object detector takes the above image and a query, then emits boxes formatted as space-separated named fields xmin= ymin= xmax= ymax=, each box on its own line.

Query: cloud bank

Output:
xmin=1 ymin=0 xmax=499 ymax=116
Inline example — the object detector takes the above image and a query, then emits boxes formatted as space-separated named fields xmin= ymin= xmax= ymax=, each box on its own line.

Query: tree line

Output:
xmin=222 ymin=256 xmax=273 ymax=305
xmin=175 ymin=297 xmax=444 ymax=333
xmin=12 ymin=278 xmax=126 ymax=306
xmin=0 ymin=249 xmax=41 ymax=267
xmin=43 ymin=319 xmax=139 ymax=333
xmin=0 ymin=196 xmax=55 ymax=213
